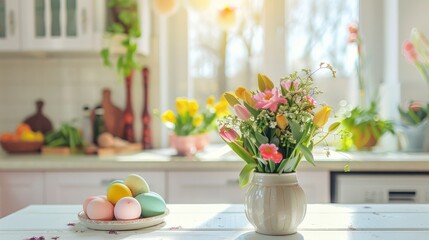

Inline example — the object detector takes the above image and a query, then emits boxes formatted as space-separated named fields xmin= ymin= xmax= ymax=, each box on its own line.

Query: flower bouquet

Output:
xmin=161 ymin=96 xmax=229 ymax=155
xmin=218 ymin=63 xmax=338 ymax=187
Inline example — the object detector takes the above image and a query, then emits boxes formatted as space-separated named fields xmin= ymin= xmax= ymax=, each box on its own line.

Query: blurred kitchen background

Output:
xmin=1 ymin=0 xmax=427 ymax=148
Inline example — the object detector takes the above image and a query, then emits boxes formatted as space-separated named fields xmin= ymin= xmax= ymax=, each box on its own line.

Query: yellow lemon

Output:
xmin=20 ymin=131 xmax=36 ymax=141
xmin=107 ymin=183 xmax=132 ymax=205
xmin=34 ymin=132 xmax=44 ymax=142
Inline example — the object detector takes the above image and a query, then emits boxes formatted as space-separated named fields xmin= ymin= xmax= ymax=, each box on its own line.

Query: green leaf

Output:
xmin=268 ymin=160 xmax=275 ymax=173
xmin=290 ymin=121 xmax=303 ymax=141
xmin=243 ymin=101 xmax=259 ymax=117
xmin=297 ymin=143 xmax=315 ymax=166
xmin=328 ymin=122 xmax=340 ymax=132
xmin=239 ymin=164 xmax=257 ymax=187
xmin=254 ymin=131 xmax=269 ymax=145
xmin=224 ymin=140 xmax=255 ymax=164
xmin=278 ymin=155 xmax=298 ymax=173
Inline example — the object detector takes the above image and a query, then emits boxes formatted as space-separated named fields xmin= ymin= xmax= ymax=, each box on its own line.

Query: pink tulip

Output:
xmin=253 ymin=87 xmax=287 ymax=112
xmin=234 ymin=104 xmax=251 ymax=121
xmin=306 ymin=96 xmax=317 ymax=106
xmin=281 ymin=80 xmax=299 ymax=91
xmin=403 ymin=41 xmax=418 ymax=63
xmin=219 ymin=125 xmax=239 ymax=142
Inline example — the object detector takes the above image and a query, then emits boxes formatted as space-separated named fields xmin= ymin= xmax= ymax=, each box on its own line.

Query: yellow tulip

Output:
xmin=223 ymin=92 xmax=240 ymax=107
xmin=207 ymin=96 xmax=215 ymax=107
xmin=192 ymin=114 xmax=203 ymax=126
xmin=276 ymin=114 xmax=288 ymax=130
xmin=176 ymin=98 xmax=188 ymax=116
xmin=258 ymin=73 xmax=274 ymax=91
xmin=235 ymin=87 xmax=247 ymax=100
xmin=313 ymin=106 xmax=332 ymax=127
xmin=214 ymin=100 xmax=230 ymax=117
xmin=235 ymin=86 xmax=256 ymax=107
xmin=188 ymin=100 xmax=199 ymax=117
xmin=161 ymin=110 xmax=177 ymax=124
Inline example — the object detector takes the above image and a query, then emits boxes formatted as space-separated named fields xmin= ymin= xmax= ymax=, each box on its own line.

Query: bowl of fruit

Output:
xmin=0 ymin=123 xmax=44 ymax=154
xmin=79 ymin=173 xmax=168 ymax=231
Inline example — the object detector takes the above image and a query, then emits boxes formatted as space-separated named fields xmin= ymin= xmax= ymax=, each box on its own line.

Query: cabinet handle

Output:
xmin=9 ymin=10 xmax=14 ymax=36
xmin=226 ymin=179 xmax=239 ymax=186
xmin=100 ymin=179 xmax=116 ymax=186
xmin=81 ymin=8 xmax=87 ymax=34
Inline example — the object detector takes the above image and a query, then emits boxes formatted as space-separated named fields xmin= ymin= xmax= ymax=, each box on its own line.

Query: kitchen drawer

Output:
xmin=45 ymin=171 xmax=166 ymax=204
xmin=0 ymin=172 xmax=44 ymax=217
xmin=168 ymin=171 xmax=245 ymax=203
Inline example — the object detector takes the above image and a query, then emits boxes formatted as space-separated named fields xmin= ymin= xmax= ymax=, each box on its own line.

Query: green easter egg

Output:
xmin=135 ymin=192 xmax=166 ymax=218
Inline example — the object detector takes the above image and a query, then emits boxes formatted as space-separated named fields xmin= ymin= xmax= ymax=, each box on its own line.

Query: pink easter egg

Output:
xmin=114 ymin=197 xmax=141 ymax=220
xmin=86 ymin=198 xmax=114 ymax=220
xmin=83 ymin=196 xmax=103 ymax=214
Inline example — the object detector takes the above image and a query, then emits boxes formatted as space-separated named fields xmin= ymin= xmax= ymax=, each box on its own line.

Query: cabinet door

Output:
xmin=0 ymin=0 xmax=20 ymax=50
xmin=0 ymin=172 xmax=44 ymax=217
xmin=44 ymin=171 xmax=166 ymax=204
xmin=296 ymin=171 xmax=330 ymax=203
xmin=168 ymin=171 xmax=246 ymax=203
xmin=21 ymin=0 xmax=93 ymax=51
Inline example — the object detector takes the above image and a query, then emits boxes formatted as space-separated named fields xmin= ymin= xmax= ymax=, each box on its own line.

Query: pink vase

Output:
xmin=171 ymin=135 xmax=197 ymax=156
xmin=195 ymin=133 xmax=210 ymax=151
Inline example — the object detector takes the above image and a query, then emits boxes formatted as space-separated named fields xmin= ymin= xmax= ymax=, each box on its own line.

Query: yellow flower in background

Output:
xmin=214 ymin=99 xmax=230 ymax=117
xmin=313 ymin=106 xmax=332 ymax=128
xmin=192 ymin=114 xmax=203 ymax=127
xmin=207 ymin=96 xmax=215 ymax=107
xmin=161 ymin=110 xmax=176 ymax=124
xmin=161 ymin=96 xmax=226 ymax=136
xmin=176 ymin=98 xmax=188 ymax=116
xmin=188 ymin=100 xmax=199 ymax=117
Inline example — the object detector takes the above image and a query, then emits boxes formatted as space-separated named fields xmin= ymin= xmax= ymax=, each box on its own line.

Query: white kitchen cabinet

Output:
xmin=297 ymin=171 xmax=330 ymax=203
xmin=44 ymin=171 xmax=166 ymax=204
xmin=0 ymin=0 xmax=20 ymax=50
xmin=168 ymin=171 xmax=246 ymax=204
xmin=0 ymin=172 xmax=44 ymax=217
xmin=21 ymin=0 xmax=94 ymax=51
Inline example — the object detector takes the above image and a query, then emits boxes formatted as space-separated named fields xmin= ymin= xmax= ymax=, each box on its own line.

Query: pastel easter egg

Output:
xmin=107 ymin=183 xmax=133 ymax=205
xmin=114 ymin=197 xmax=142 ymax=220
xmin=135 ymin=192 xmax=167 ymax=218
xmin=110 ymin=179 xmax=124 ymax=185
xmin=86 ymin=198 xmax=114 ymax=220
xmin=83 ymin=195 xmax=103 ymax=214
xmin=124 ymin=174 xmax=150 ymax=197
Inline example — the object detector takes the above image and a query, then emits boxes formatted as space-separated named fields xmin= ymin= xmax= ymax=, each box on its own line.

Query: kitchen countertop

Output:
xmin=0 ymin=145 xmax=429 ymax=172
xmin=1 ymin=204 xmax=429 ymax=239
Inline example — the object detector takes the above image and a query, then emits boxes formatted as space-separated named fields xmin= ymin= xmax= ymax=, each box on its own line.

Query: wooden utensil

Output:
xmin=23 ymin=100 xmax=53 ymax=134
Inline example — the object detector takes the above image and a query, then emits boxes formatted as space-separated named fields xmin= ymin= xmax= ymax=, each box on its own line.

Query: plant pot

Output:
xmin=245 ymin=172 xmax=307 ymax=236
xmin=170 ymin=135 xmax=197 ymax=156
xmin=351 ymin=124 xmax=380 ymax=150
xmin=397 ymin=120 xmax=429 ymax=152
xmin=170 ymin=133 xmax=210 ymax=156
xmin=194 ymin=133 xmax=210 ymax=151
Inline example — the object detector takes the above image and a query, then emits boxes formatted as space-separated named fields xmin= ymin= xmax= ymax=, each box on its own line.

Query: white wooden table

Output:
xmin=0 ymin=204 xmax=428 ymax=239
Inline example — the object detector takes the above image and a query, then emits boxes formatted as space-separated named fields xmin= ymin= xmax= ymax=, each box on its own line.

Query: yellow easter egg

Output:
xmin=107 ymin=183 xmax=132 ymax=205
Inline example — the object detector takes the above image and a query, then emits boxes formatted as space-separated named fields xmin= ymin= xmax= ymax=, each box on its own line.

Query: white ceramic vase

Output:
xmin=244 ymin=172 xmax=306 ymax=235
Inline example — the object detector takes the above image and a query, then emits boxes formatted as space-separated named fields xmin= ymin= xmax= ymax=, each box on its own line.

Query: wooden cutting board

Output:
xmin=23 ymin=100 xmax=53 ymax=134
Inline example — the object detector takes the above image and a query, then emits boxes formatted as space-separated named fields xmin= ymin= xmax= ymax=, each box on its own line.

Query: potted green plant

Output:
xmin=100 ymin=0 xmax=143 ymax=142
xmin=339 ymin=102 xmax=394 ymax=151
xmin=397 ymin=101 xmax=429 ymax=151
